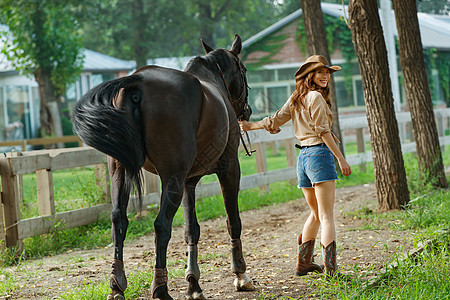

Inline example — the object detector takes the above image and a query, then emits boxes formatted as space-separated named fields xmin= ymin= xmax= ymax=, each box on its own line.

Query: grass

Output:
xmin=303 ymin=232 xmax=450 ymax=300
xmin=1 ymin=144 xmax=450 ymax=299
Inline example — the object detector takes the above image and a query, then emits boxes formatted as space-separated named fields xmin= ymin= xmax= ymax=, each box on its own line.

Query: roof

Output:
xmin=0 ymin=48 xmax=134 ymax=74
xmin=417 ymin=13 xmax=450 ymax=49
xmin=242 ymin=2 xmax=450 ymax=50
xmin=147 ymin=56 xmax=194 ymax=71
xmin=82 ymin=49 xmax=135 ymax=72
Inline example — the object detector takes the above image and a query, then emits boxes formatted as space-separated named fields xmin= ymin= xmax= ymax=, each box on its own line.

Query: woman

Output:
xmin=239 ymin=55 xmax=351 ymax=278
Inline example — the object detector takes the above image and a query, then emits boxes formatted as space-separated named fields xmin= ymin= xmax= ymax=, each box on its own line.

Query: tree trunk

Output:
xmin=392 ymin=0 xmax=447 ymax=188
xmin=300 ymin=0 xmax=345 ymax=161
xmin=132 ymin=0 xmax=148 ymax=69
xmin=35 ymin=68 xmax=64 ymax=148
xmin=349 ymin=0 xmax=409 ymax=211
xmin=198 ymin=2 xmax=216 ymax=47
xmin=35 ymin=68 xmax=56 ymax=137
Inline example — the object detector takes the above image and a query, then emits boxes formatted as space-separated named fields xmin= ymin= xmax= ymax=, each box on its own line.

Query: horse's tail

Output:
xmin=72 ymin=74 xmax=145 ymax=206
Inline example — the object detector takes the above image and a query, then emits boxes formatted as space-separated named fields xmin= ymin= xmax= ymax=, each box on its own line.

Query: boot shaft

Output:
xmin=321 ymin=240 xmax=337 ymax=276
xmin=296 ymin=234 xmax=323 ymax=276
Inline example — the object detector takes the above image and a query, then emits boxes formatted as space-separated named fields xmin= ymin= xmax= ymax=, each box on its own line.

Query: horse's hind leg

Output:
xmin=107 ymin=158 xmax=131 ymax=300
xmin=182 ymin=176 xmax=206 ymax=300
xmin=151 ymin=174 xmax=185 ymax=300
xmin=216 ymin=160 xmax=255 ymax=291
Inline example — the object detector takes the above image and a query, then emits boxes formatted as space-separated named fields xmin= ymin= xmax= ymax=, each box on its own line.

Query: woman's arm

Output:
xmin=321 ymin=132 xmax=352 ymax=176
xmin=238 ymin=120 xmax=264 ymax=132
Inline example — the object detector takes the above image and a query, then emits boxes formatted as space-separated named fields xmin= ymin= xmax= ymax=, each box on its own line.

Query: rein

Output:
xmin=216 ymin=63 xmax=255 ymax=157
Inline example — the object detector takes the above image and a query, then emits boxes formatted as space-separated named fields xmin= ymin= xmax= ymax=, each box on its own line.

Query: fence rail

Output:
xmin=1 ymin=108 xmax=449 ymax=249
xmin=0 ymin=135 xmax=82 ymax=151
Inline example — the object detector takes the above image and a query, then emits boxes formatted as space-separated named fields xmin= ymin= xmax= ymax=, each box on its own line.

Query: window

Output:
xmin=278 ymin=68 xmax=298 ymax=81
xmin=335 ymin=80 xmax=353 ymax=107
xmin=0 ymin=87 xmax=5 ymax=141
xmin=3 ymin=86 xmax=32 ymax=140
xmin=249 ymin=87 xmax=266 ymax=115
xmin=354 ymin=79 xmax=365 ymax=106
xmin=248 ymin=69 xmax=275 ymax=83
xmin=267 ymin=86 xmax=289 ymax=111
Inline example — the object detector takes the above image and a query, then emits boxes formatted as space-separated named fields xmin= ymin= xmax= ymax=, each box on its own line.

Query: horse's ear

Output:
xmin=201 ymin=39 xmax=214 ymax=54
xmin=230 ymin=34 xmax=242 ymax=56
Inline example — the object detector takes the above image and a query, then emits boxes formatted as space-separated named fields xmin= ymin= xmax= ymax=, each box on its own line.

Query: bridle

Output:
xmin=216 ymin=59 xmax=255 ymax=157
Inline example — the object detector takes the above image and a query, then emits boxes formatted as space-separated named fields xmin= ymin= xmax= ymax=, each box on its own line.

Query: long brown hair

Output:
xmin=291 ymin=70 xmax=331 ymax=110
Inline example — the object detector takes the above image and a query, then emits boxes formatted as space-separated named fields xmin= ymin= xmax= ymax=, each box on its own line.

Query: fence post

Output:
xmin=0 ymin=189 xmax=5 ymax=249
xmin=10 ymin=151 xmax=24 ymax=205
xmin=254 ymin=142 xmax=269 ymax=193
xmin=285 ymin=138 xmax=297 ymax=185
xmin=95 ymin=163 xmax=111 ymax=202
xmin=398 ymin=122 xmax=407 ymax=143
xmin=0 ymin=158 xmax=23 ymax=250
xmin=269 ymin=141 xmax=278 ymax=156
xmin=340 ymin=129 xmax=346 ymax=155
xmin=142 ymin=170 xmax=160 ymax=195
xmin=436 ymin=113 xmax=445 ymax=152
xmin=407 ymin=121 xmax=415 ymax=143
xmin=36 ymin=169 xmax=55 ymax=216
xmin=356 ymin=128 xmax=366 ymax=172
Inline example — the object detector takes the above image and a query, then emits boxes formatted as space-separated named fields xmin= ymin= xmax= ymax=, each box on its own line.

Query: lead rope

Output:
xmin=216 ymin=63 xmax=255 ymax=156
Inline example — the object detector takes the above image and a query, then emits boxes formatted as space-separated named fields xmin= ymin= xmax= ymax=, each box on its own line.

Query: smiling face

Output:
xmin=313 ymin=67 xmax=331 ymax=88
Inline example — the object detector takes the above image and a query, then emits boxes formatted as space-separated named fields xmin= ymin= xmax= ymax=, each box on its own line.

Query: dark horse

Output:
xmin=72 ymin=35 xmax=254 ymax=300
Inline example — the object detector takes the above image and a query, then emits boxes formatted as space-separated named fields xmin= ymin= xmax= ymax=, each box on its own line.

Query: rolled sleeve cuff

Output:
xmin=262 ymin=116 xmax=281 ymax=134
xmin=314 ymin=126 xmax=331 ymax=137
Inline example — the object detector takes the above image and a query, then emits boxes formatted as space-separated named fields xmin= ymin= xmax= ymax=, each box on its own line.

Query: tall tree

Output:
xmin=300 ymin=0 xmax=345 ymax=159
xmin=392 ymin=0 xmax=448 ymax=188
xmin=1 ymin=0 xmax=83 ymax=140
xmin=348 ymin=0 xmax=409 ymax=210
xmin=81 ymin=0 xmax=198 ymax=64
xmin=81 ymin=0 xmax=288 ymax=62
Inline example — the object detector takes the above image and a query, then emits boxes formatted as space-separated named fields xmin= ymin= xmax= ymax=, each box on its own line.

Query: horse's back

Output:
xmin=137 ymin=66 xmax=205 ymax=176
xmin=136 ymin=66 xmax=235 ymax=177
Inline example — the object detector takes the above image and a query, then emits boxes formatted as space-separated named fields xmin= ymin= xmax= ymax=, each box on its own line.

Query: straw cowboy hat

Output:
xmin=294 ymin=55 xmax=341 ymax=82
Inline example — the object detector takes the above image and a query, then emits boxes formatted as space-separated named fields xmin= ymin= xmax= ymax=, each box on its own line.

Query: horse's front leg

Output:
xmin=216 ymin=159 xmax=255 ymax=292
xmin=107 ymin=158 xmax=131 ymax=300
xmin=151 ymin=174 xmax=185 ymax=300
xmin=181 ymin=177 xmax=206 ymax=300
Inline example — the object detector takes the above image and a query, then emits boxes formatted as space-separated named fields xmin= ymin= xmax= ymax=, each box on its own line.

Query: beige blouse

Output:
xmin=261 ymin=91 xmax=337 ymax=146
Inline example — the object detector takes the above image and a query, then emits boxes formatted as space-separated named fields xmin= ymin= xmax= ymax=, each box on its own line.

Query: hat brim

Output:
xmin=295 ymin=62 xmax=341 ymax=82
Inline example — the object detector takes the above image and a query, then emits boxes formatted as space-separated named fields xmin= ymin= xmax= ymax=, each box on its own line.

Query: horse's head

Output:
xmin=202 ymin=34 xmax=252 ymax=121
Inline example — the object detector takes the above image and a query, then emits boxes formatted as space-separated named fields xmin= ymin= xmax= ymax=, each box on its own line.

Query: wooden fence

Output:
xmin=0 ymin=135 xmax=83 ymax=151
xmin=1 ymin=108 xmax=449 ymax=249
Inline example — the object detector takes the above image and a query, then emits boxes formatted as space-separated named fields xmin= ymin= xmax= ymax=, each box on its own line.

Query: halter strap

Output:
xmin=216 ymin=63 xmax=255 ymax=157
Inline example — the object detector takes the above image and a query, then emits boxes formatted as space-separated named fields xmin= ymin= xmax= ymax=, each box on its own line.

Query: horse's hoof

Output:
xmin=185 ymin=291 xmax=207 ymax=300
xmin=234 ymin=273 xmax=255 ymax=291
xmin=107 ymin=294 xmax=124 ymax=300
xmin=152 ymin=284 xmax=173 ymax=300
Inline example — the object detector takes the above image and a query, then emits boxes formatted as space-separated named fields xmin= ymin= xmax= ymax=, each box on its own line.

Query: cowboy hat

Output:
xmin=294 ymin=55 xmax=341 ymax=82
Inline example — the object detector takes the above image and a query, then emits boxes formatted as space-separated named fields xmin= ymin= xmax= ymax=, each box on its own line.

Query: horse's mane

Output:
xmin=185 ymin=49 xmax=229 ymax=78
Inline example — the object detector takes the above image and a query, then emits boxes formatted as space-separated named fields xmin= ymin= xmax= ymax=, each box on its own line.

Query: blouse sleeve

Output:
xmin=261 ymin=98 xmax=292 ymax=134
xmin=309 ymin=93 xmax=331 ymax=137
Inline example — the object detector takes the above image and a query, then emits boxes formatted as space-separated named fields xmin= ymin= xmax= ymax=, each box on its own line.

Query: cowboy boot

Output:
xmin=321 ymin=240 xmax=337 ymax=277
xmin=295 ymin=234 xmax=324 ymax=276
xmin=321 ymin=240 xmax=351 ymax=281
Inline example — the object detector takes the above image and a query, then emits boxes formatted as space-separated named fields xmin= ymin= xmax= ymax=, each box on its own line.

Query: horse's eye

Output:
xmin=131 ymin=94 xmax=140 ymax=103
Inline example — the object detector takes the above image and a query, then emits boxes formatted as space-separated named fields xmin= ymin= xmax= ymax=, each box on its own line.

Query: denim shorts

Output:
xmin=297 ymin=143 xmax=339 ymax=188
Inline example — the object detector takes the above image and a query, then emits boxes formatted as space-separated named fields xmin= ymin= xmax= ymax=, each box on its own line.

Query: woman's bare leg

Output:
xmin=314 ymin=181 xmax=336 ymax=246
xmin=301 ymin=187 xmax=320 ymax=241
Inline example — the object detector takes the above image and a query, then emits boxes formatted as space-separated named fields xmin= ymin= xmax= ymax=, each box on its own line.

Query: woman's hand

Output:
xmin=238 ymin=120 xmax=251 ymax=132
xmin=238 ymin=120 xmax=265 ymax=132
xmin=338 ymin=158 xmax=352 ymax=176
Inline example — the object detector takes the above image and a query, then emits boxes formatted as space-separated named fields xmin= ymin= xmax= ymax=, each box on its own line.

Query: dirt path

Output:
xmin=4 ymin=184 xmax=414 ymax=299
